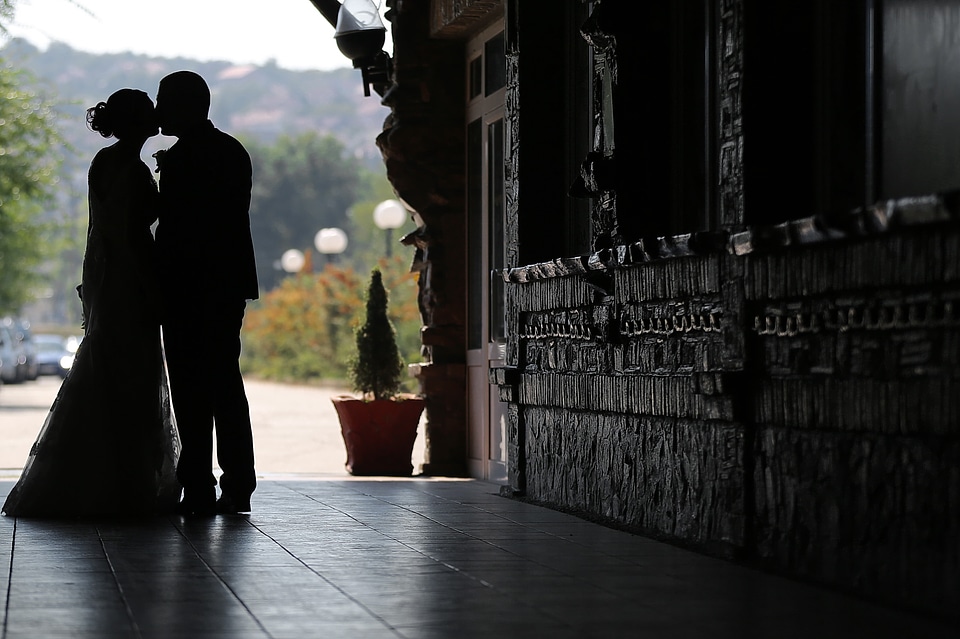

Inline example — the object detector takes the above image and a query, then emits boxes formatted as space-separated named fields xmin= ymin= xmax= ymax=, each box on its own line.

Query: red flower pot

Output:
xmin=331 ymin=394 xmax=424 ymax=476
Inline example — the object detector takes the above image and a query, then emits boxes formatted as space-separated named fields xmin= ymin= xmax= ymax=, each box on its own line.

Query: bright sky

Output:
xmin=5 ymin=0 xmax=391 ymax=71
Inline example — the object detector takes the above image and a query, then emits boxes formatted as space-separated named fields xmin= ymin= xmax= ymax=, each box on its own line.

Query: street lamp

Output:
xmin=280 ymin=248 xmax=306 ymax=274
xmin=308 ymin=0 xmax=391 ymax=97
xmin=373 ymin=199 xmax=406 ymax=258
xmin=315 ymin=227 xmax=348 ymax=264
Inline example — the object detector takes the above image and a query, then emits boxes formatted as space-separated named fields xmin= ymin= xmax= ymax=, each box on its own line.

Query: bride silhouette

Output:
xmin=2 ymin=89 xmax=180 ymax=517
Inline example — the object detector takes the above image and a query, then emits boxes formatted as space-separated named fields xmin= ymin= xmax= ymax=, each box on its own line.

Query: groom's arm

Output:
xmin=208 ymin=134 xmax=257 ymax=299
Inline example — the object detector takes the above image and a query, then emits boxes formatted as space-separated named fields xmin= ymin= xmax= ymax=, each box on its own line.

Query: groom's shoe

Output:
xmin=216 ymin=493 xmax=251 ymax=515
xmin=176 ymin=489 xmax=216 ymax=517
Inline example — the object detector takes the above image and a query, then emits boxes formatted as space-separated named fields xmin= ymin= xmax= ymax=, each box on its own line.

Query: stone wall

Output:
xmin=495 ymin=198 xmax=960 ymax=617
xmin=743 ymin=220 xmax=960 ymax=615
xmin=379 ymin=0 xmax=470 ymax=476
xmin=430 ymin=0 xmax=502 ymax=37
xmin=379 ymin=0 xmax=958 ymax=618
xmin=500 ymin=245 xmax=747 ymax=555
xmin=718 ymin=0 xmax=745 ymax=228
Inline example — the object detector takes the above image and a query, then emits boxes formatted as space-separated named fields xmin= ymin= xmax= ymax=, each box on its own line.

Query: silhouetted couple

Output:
xmin=2 ymin=71 xmax=259 ymax=518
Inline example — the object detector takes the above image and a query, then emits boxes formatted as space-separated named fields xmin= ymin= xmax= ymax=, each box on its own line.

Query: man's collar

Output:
xmin=178 ymin=119 xmax=215 ymax=140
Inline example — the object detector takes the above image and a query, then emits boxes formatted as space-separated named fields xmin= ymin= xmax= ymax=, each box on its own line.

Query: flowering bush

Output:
xmin=241 ymin=255 xmax=420 ymax=386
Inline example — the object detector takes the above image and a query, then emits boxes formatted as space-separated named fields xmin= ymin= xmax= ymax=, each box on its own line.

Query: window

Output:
xmin=881 ymin=0 xmax=960 ymax=200
xmin=567 ymin=1 xmax=715 ymax=241
xmin=511 ymin=1 xmax=593 ymax=261
xmin=742 ymin=1 xmax=871 ymax=223
xmin=467 ymin=24 xmax=506 ymax=350
xmin=614 ymin=1 xmax=715 ymax=237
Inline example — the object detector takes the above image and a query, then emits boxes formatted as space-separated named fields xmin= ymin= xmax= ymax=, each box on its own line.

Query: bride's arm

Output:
xmin=81 ymin=161 xmax=108 ymax=331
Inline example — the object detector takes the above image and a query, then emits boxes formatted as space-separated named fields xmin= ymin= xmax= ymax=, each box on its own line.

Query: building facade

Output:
xmin=371 ymin=0 xmax=959 ymax=617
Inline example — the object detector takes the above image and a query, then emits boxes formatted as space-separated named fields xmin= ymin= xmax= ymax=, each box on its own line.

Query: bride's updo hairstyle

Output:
xmin=86 ymin=88 xmax=152 ymax=139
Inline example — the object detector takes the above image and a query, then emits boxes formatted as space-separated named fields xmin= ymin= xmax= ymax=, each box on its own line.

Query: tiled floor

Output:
xmin=0 ymin=478 xmax=953 ymax=639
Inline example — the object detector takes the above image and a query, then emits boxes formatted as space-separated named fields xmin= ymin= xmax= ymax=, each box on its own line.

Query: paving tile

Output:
xmin=5 ymin=632 xmax=140 ymax=639
xmin=139 ymin=632 xmax=268 ymax=639
xmin=265 ymin=624 xmax=396 ymax=639
xmin=393 ymin=621 xmax=583 ymax=639
xmin=0 ymin=478 xmax=954 ymax=639
xmin=4 ymin=606 xmax=135 ymax=633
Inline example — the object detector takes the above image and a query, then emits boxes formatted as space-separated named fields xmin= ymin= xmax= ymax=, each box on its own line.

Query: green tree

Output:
xmin=246 ymin=131 xmax=364 ymax=291
xmin=0 ymin=59 xmax=61 ymax=313
xmin=350 ymin=269 xmax=404 ymax=401
xmin=0 ymin=1 xmax=12 ymax=33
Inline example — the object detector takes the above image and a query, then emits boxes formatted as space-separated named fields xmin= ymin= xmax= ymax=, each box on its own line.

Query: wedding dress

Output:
xmin=2 ymin=148 xmax=180 ymax=517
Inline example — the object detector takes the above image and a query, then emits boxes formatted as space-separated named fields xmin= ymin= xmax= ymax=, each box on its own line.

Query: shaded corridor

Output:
xmin=0 ymin=478 xmax=952 ymax=638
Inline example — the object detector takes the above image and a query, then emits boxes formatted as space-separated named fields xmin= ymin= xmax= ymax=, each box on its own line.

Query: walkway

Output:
xmin=0 ymin=376 xmax=426 ymax=475
xmin=0 ymin=478 xmax=952 ymax=639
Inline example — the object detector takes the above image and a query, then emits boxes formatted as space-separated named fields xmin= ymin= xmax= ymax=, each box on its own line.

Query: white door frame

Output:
xmin=466 ymin=20 xmax=508 ymax=483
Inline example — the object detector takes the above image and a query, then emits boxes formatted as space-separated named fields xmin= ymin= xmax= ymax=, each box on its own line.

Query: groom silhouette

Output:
xmin=154 ymin=70 xmax=259 ymax=516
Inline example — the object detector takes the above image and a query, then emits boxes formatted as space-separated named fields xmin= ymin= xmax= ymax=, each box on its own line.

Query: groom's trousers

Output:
xmin=163 ymin=299 xmax=256 ymax=501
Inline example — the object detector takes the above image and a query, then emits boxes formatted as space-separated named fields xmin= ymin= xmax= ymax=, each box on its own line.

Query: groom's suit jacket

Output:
xmin=155 ymin=119 xmax=259 ymax=304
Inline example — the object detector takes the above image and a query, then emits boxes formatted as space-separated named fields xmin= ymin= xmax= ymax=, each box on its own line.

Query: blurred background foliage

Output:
xmin=241 ymin=255 xmax=420 ymax=389
xmin=1 ymin=0 xmax=423 ymax=385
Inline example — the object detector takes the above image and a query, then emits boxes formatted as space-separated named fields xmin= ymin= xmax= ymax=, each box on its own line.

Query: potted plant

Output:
xmin=331 ymin=268 xmax=424 ymax=475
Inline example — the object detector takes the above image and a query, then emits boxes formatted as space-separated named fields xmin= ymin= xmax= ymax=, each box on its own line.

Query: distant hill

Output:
xmin=0 ymin=38 xmax=391 ymax=171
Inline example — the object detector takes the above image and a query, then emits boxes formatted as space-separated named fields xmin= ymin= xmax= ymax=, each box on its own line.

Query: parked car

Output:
xmin=33 ymin=334 xmax=74 ymax=379
xmin=0 ymin=324 xmax=26 ymax=384
xmin=2 ymin=317 xmax=38 ymax=381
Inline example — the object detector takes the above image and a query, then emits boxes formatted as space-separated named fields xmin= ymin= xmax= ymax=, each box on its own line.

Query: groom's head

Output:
xmin=156 ymin=70 xmax=210 ymax=137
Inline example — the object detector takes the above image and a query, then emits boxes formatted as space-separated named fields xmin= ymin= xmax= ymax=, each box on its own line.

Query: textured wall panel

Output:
xmin=754 ymin=427 xmax=960 ymax=613
xmin=517 ymin=373 xmax=734 ymax=422
xmin=431 ymin=0 xmax=502 ymax=38
xmin=616 ymin=256 xmax=723 ymax=302
xmin=743 ymin=226 xmax=960 ymax=617
xmin=482 ymin=0 xmax=959 ymax=619
xmin=743 ymin=229 xmax=960 ymax=300
xmin=523 ymin=407 xmax=745 ymax=550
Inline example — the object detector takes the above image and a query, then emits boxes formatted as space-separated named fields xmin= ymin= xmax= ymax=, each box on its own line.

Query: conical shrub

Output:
xmin=350 ymin=268 xmax=404 ymax=400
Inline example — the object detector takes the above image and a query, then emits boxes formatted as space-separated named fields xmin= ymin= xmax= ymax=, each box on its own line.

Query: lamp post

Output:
xmin=314 ymin=227 xmax=348 ymax=353
xmin=315 ymin=227 xmax=348 ymax=264
xmin=280 ymin=248 xmax=306 ymax=274
xmin=373 ymin=199 xmax=406 ymax=258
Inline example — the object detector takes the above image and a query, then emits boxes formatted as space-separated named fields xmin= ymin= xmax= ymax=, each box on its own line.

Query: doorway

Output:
xmin=466 ymin=21 xmax=508 ymax=483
